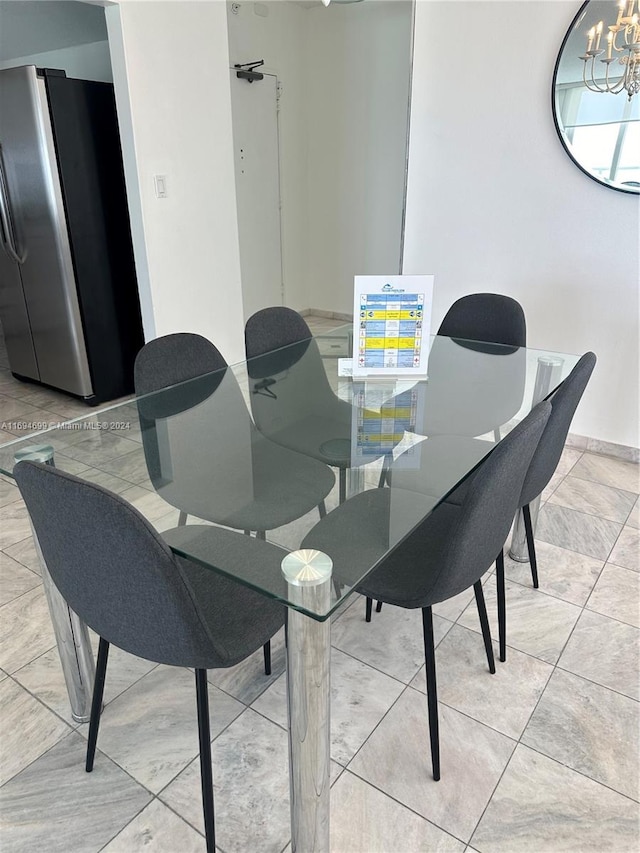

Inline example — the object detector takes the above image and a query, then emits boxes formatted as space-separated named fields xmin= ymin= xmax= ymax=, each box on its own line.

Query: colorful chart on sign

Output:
xmin=358 ymin=293 xmax=424 ymax=370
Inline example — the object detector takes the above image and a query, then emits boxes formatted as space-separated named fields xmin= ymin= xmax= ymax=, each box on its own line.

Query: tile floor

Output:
xmin=0 ymin=318 xmax=639 ymax=852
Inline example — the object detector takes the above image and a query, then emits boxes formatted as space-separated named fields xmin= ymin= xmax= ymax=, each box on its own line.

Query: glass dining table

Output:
xmin=0 ymin=327 xmax=579 ymax=852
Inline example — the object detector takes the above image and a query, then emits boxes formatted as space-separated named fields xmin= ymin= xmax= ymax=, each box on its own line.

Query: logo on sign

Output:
xmin=382 ymin=283 xmax=405 ymax=293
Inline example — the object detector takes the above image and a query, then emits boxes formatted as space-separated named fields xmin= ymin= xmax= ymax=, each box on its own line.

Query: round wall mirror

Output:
xmin=553 ymin=0 xmax=640 ymax=194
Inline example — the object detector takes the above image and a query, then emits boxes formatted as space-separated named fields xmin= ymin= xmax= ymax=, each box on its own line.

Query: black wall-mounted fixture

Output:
xmin=234 ymin=60 xmax=265 ymax=83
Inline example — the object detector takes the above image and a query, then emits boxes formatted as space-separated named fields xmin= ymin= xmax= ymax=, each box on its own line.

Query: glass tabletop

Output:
xmin=0 ymin=328 xmax=579 ymax=620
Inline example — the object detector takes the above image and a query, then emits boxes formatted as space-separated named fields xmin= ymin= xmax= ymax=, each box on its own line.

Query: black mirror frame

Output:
xmin=552 ymin=0 xmax=639 ymax=195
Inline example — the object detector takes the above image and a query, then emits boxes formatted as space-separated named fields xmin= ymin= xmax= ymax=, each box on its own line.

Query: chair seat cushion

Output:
xmin=301 ymin=487 xmax=470 ymax=609
xmin=164 ymin=524 xmax=286 ymax=668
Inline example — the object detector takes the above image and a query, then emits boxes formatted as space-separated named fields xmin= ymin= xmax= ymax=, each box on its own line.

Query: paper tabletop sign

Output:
xmin=352 ymin=275 xmax=434 ymax=377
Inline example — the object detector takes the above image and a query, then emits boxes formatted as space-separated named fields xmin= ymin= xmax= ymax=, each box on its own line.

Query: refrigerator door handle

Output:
xmin=0 ymin=143 xmax=25 ymax=264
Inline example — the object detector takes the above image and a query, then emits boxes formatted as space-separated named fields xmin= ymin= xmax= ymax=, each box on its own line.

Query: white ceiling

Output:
xmin=0 ymin=1 xmax=107 ymax=62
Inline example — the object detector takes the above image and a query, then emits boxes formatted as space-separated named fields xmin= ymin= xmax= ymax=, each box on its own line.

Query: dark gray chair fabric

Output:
xmin=134 ymin=332 xmax=335 ymax=532
xmin=437 ymin=293 xmax=526 ymax=351
xmin=301 ymin=401 xmax=551 ymax=780
xmin=245 ymin=307 xmax=387 ymax=501
xmin=14 ymin=460 xmax=286 ymax=853
xmin=391 ymin=353 xmax=596 ymax=659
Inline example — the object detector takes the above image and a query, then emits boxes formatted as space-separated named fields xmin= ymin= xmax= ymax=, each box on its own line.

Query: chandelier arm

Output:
xmin=583 ymin=57 xmax=607 ymax=92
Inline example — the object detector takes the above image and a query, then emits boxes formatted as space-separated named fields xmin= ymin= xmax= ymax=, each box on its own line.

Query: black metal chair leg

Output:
xmin=522 ymin=504 xmax=539 ymax=588
xmin=263 ymin=641 xmax=271 ymax=676
xmin=256 ymin=530 xmax=266 ymax=541
xmin=495 ymin=551 xmax=507 ymax=662
xmin=375 ymin=601 xmax=383 ymax=613
xmin=318 ymin=500 xmax=327 ymax=519
xmin=86 ymin=637 xmax=109 ymax=772
xmin=474 ymin=581 xmax=496 ymax=674
xmin=178 ymin=510 xmax=188 ymax=526
xmin=365 ymin=596 xmax=373 ymax=622
xmin=339 ymin=468 xmax=347 ymax=504
xmin=195 ymin=669 xmax=216 ymax=853
xmin=422 ymin=606 xmax=440 ymax=781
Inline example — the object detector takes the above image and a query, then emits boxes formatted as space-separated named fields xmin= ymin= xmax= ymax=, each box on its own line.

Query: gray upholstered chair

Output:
xmin=301 ymin=401 xmax=551 ymax=781
xmin=244 ymin=307 xmax=387 ymax=503
xmin=14 ymin=460 xmax=287 ymax=853
xmin=134 ymin=332 xmax=335 ymax=537
xmin=397 ymin=353 xmax=596 ymax=661
xmin=437 ymin=292 xmax=526 ymax=350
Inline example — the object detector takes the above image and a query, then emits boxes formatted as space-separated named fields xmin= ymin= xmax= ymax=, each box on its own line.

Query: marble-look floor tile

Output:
xmin=0 ymin=475 xmax=20 ymax=508
xmin=471 ymin=745 xmax=640 ymax=852
xmin=252 ymin=647 xmax=404 ymax=765
xmin=207 ymin=626 xmax=286 ymax=704
xmin=77 ymin=466 xmax=141 ymax=496
xmin=119 ymin=485 xmax=179 ymax=526
xmin=458 ymin=578 xmax=581 ymax=664
xmin=522 ymin=669 xmax=639 ymax=801
xmin=83 ymin=665 xmax=244 ymax=793
xmin=555 ymin=446 xmax=583 ymax=476
xmin=332 ymin=597 xmax=453 ymax=683
xmin=0 ymin=550 xmax=40 ymax=605
xmin=609 ymin=526 xmax=640 ymax=572
xmin=548 ymin=475 xmax=637 ymax=523
xmin=0 ymin=731 xmax=151 ymax=853
xmin=15 ymin=640 xmax=158 ymax=727
xmin=0 ymin=500 xmax=32 ymax=550
xmin=102 ymin=798 xmax=204 ymax=852
xmin=432 ymin=586 xmax=475 ymax=623
xmin=330 ymin=771 xmax=464 ymax=852
xmin=0 ymin=677 xmax=71 ymax=785
xmin=571 ymin=453 xmax=640 ymax=495
xmin=502 ymin=540 xmax=602 ymax=606
xmin=541 ymin=471 xmax=564 ymax=502
xmin=586 ymin=563 xmax=640 ymax=627
xmin=89 ymin=448 xmax=154 ymax=486
xmin=160 ymin=709 xmax=291 ymax=853
xmin=559 ymin=609 xmax=639 ymax=699
xmin=410 ymin=624 xmax=552 ymax=739
xmin=0 ymin=586 xmax=55 ymax=673
xmin=0 ymin=394 xmax=56 ymax=428
xmin=535 ymin=503 xmax=621 ymax=561
xmin=348 ymin=688 xmax=516 ymax=841
xmin=627 ymin=497 xmax=640 ymax=529
xmin=4 ymin=534 xmax=41 ymax=574
xmin=59 ymin=431 xmax=141 ymax=468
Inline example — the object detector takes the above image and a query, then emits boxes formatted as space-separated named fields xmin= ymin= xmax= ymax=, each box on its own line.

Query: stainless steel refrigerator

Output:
xmin=0 ymin=65 xmax=143 ymax=404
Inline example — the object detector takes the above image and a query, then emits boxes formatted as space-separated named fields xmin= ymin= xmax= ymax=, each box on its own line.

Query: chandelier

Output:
xmin=580 ymin=0 xmax=640 ymax=100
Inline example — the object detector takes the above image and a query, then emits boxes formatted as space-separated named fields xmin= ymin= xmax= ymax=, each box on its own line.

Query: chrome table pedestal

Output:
xmin=282 ymin=550 xmax=332 ymax=853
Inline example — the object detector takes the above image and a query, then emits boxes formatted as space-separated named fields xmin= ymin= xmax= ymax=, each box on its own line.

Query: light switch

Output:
xmin=154 ymin=174 xmax=168 ymax=198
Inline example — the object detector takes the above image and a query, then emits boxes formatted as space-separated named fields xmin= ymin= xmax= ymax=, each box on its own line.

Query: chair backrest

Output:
xmin=426 ymin=400 xmax=551 ymax=603
xmin=14 ymin=461 xmax=223 ymax=668
xmin=437 ymin=293 xmax=526 ymax=349
xmin=134 ymin=333 xmax=258 ymax=524
xmin=244 ymin=307 xmax=346 ymax=429
xmin=245 ymin=307 xmax=313 ymax=370
xmin=520 ymin=352 xmax=596 ymax=506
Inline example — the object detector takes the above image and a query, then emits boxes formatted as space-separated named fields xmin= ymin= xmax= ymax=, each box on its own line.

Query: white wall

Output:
xmin=305 ymin=0 xmax=413 ymax=315
xmin=0 ymin=40 xmax=113 ymax=82
xmin=227 ymin=0 xmax=413 ymax=316
xmin=106 ymin=0 xmax=245 ymax=362
xmin=404 ymin=0 xmax=639 ymax=449
xmin=227 ymin=0 xmax=309 ymax=312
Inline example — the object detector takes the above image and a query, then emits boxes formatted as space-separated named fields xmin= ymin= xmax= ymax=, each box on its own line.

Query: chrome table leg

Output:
xmin=282 ymin=550 xmax=332 ymax=853
xmin=15 ymin=445 xmax=95 ymax=722
xmin=509 ymin=356 xmax=564 ymax=562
